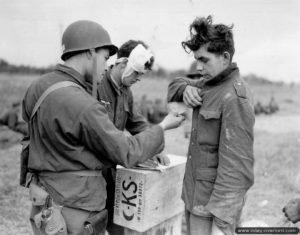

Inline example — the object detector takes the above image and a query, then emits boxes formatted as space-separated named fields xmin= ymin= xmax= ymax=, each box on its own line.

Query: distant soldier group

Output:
xmin=0 ymin=100 xmax=28 ymax=135
xmin=254 ymin=96 xmax=279 ymax=115
xmin=137 ymin=95 xmax=168 ymax=124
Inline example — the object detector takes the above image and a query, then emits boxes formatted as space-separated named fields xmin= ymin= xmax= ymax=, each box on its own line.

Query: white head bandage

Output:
xmin=121 ymin=44 xmax=154 ymax=81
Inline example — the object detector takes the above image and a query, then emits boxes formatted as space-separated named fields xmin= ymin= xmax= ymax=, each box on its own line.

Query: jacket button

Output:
xmin=188 ymin=155 xmax=192 ymax=160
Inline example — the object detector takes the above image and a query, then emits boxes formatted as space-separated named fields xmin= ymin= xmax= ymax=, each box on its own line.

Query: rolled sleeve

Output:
xmin=206 ymin=97 xmax=255 ymax=224
xmin=167 ymin=77 xmax=205 ymax=102
xmin=167 ymin=77 xmax=190 ymax=102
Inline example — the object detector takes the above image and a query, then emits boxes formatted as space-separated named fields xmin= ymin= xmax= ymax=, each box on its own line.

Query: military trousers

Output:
xmin=185 ymin=209 xmax=238 ymax=235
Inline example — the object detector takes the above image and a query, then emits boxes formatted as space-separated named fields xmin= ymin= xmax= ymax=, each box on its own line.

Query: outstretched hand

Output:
xmin=159 ymin=112 xmax=185 ymax=131
xmin=282 ymin=198 xmax=300 ymax=223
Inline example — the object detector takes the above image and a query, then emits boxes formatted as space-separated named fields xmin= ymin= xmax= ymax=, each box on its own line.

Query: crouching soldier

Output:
xmin=21 ymin=20 xmax=184 ymax=235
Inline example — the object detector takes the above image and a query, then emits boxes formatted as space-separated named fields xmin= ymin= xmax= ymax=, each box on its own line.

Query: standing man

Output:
xmin=22 ymin=20 xmax=184 ymax=235
xmin=97 ymin=40 xmax=169 ymax=234
xmin=168 ymin=16 xmax=255 ymax=235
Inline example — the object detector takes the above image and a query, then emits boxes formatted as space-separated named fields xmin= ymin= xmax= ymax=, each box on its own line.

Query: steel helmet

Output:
xmin=61 ymin=20 xmax=118 ymax=61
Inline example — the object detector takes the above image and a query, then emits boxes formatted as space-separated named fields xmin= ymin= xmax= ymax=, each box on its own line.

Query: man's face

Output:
xmin=95 ymin=48 xmax=110 ymax=81
xmin=193 ymin=43 xmax=228 ymax=80
xmin=122 ymin=71 xmax=144 ymax=87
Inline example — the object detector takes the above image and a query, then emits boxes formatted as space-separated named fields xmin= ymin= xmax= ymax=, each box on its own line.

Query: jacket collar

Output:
xmin=55 ymin=64 xmax=93 ymax=94
xmin=205 ymin=63 xmax=239 ymax=86
xmin=106 ymin=70 xmax=127 ymax=96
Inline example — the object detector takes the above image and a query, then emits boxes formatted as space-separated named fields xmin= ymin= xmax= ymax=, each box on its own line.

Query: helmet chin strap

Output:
xmin=91 ymin=49 xmax=98 ymax=99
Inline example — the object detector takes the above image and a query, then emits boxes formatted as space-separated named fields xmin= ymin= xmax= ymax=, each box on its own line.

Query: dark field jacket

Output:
xmin=22 ymin=64 xmax=164 ymax=211
xmin=167 ymin=63 xmax=255 ymax=225
xmin=97 ymin=71 xmax=148 ymax=134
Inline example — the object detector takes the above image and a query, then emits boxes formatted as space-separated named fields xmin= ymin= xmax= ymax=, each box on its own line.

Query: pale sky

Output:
xmin=1 ymin=0 xmax=300 ymax=82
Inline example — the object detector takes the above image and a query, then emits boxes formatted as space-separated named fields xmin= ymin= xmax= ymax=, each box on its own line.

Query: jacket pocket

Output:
xmin=199 ymin=110 xmax=221 ymax=120
xmin=193 ymin=168 xmax=217 ymax=208
xmin=197 ymin=109 xmax=221 ymax=145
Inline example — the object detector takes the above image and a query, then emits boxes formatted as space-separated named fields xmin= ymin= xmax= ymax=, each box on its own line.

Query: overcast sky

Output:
xmin=1 ymin=0 xmax=300 ymax=82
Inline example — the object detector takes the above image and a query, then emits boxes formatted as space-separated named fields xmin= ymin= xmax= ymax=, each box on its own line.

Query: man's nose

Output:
xmin=196 ymin=62 xmax=203 ymax=71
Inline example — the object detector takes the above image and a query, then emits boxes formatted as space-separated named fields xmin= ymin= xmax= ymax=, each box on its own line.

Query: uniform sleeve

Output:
xmin=205 ymin=97 xmax=255 ymax=224
xmin=167 ymin=77 xmax=204 ymax=102
xmin=125 ymin=90 xmax=149 ymax=135
xmin=167 ymin=77 xmax=189 ymax=102
xmin=78 ymin=102 xmax=164 ymax=168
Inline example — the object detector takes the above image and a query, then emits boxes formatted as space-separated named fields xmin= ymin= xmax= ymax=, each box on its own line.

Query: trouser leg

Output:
xmin=212 ymin=207 xmax=243 ymax=235
xmin=185 ymin=209 xmax=213 ymax=235
xmin=61 ymin=207 xmax=96 ymax=235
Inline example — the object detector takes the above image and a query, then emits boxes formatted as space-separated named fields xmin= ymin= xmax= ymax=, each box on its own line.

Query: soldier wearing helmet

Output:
xmin=22 ymin=20 xmax=184 ymax=235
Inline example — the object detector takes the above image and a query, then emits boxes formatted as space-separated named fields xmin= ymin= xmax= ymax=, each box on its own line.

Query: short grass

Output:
xmin=1 ymin=72 xmax=300 ymax=234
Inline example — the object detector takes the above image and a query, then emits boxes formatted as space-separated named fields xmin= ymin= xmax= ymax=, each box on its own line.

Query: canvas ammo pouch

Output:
xmin=30 ymin=176 xmax=67 ymax=235
xmin=83 ymin=209 xmax=108 ymax=235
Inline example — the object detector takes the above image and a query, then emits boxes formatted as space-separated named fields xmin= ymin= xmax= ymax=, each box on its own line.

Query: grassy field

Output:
xmin=0 ymin=72 xmax=300 ymax=234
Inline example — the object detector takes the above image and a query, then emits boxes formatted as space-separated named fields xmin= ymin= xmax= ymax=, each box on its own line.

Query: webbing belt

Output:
xmin=39 ymin=170 xmax=102 ymax=177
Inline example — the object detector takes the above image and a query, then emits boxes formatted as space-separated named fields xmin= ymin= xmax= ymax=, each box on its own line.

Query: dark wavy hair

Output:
xmin=117 ymin=40 xmax=148 ymax=58
xmin=117 ymin=40 xmax=154 ymax=70
xmin=182 ymin=15 xmax=235 ymax=60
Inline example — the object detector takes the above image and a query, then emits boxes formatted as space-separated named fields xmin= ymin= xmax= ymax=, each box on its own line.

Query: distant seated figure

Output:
xmin=254 ymin=101 xmax=264 ymax=115
xmin=148 ymin=99 xmax=168 ymax=124
xmin=283 ymin=198 xmax=300 ymax=223
xmin=269 ymin=96 xmax=279 ymax=114
xmin=138 ymin=95 xmax=154 ymax=122
xmin=0 ymin=101 xmax=28 ymax=135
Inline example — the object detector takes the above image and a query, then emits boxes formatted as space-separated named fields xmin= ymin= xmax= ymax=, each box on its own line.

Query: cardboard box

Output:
xmin=114 ymin=154 xmax=186 ymax=232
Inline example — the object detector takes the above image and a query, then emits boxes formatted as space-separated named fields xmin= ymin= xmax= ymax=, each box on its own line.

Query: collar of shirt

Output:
xmin=55 ymin=64 xmax=93 ymax=95
xmin=107 ymin=71 xmax=127 ymax=96
xmin=204 ymin=63 xmax=239 ymax=87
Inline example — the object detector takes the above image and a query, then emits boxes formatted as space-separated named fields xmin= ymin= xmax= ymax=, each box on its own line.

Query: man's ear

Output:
xmin=120 ymin=60 xmax=128 ymax=69
xmin=223 ymin=51 xmax=231 ymax=65
xmin=86 ymin=49 xmax=96 ymax=60
xmin=116 ymin=60 xmax=127 ymax=73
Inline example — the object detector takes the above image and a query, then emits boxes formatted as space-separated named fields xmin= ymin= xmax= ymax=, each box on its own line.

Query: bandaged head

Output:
xmin=119 ymin=44 xmax=154 ymax=83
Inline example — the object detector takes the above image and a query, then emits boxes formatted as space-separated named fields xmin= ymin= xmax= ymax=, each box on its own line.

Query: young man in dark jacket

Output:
xmin=168 ymin=16 xmax=255 ymax=235
xmin=22 ymin=20 xmax=184 ymax=235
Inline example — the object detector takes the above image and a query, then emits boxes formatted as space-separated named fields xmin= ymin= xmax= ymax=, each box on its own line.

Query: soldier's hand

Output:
xmin=152 ymin=153 xmax=170 ymax=166
xmin=159 ymin=113 xmax=185 ymax=131
xmin=282 ymin=198 xmax=300 ymax=223
xmin=183 ymin=85 xmax=202 ymax=108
